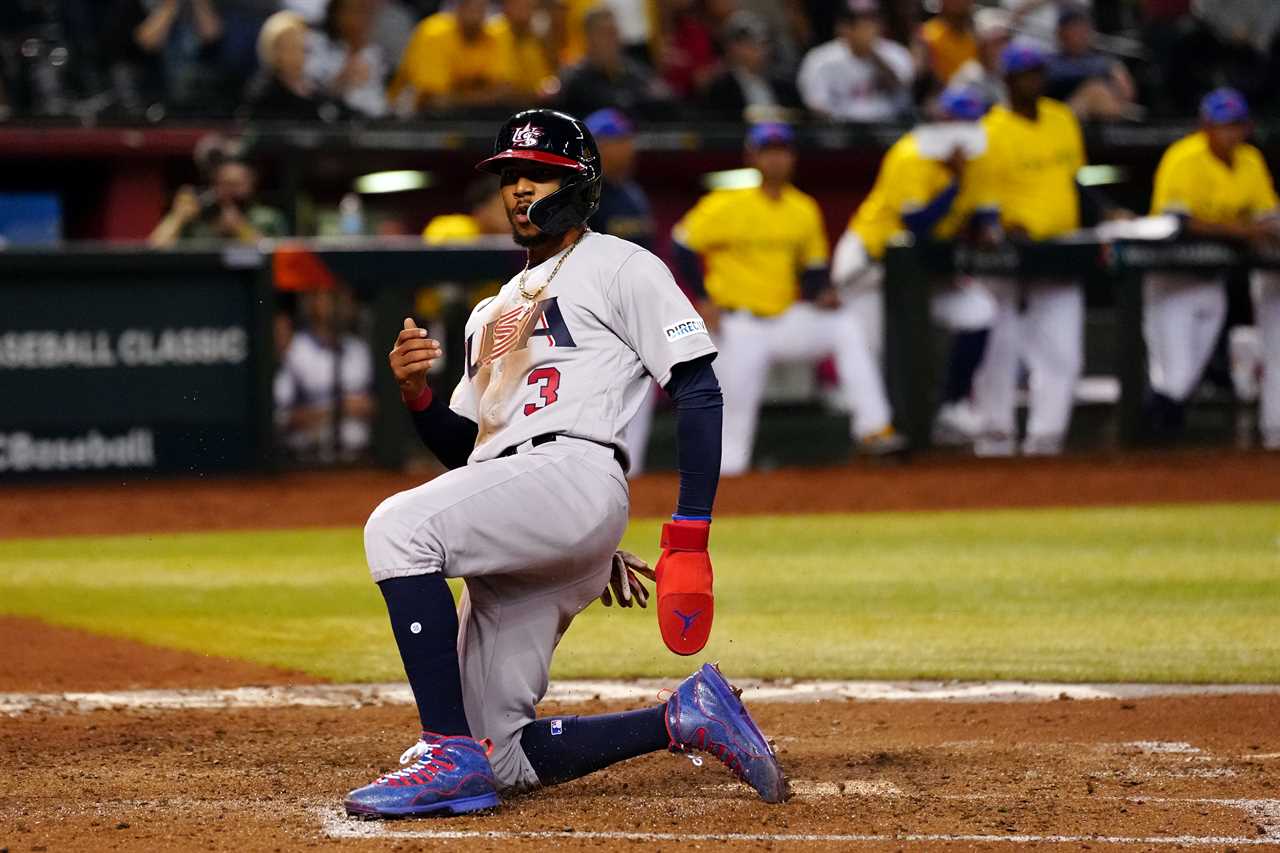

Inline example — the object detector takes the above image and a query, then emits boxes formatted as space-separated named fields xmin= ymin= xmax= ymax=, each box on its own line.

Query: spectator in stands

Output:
xmin=1002 ymin=0 xmax=1092 ymax=51
xmin=107 ymin=0 xmax=233 ymax=116
xmin=558 ymin=0 xmax=655 ymax=67
xmin=949 ymin=7 xmax=1011 ymax=107
xmin=916 ymin=0 xmax=977 ymax=88
xmin=243 ymin=10 xmax=342 ymax=121
xmin=797 ymin=0 xmax=915 ymax=123
xmin=388 ymin=0 xmax=512 ymax=114
xmin=657 ymin=0 xmax=721 ymax=100
xmin=149 ymin=154 xmax=288 ymax=245
xmin=306 ymin=0 xmax=389 ymax=118
xmin=274 ymin=284 xmax=376 ymax=463
xmin=1166 ymin=0 xmax=1280 ymax=114
xmin=700 ymin=10 xmax=804 ymax=121
xmin=487 ymin=0 xmax=557 ymax=102
xmin=1045 ymin=5 xmax=1139 ymax=121
xmin=422 ymin=176 xmax=509 ymax=243
xmin=559 ymin=7 xmax=675 ymax=120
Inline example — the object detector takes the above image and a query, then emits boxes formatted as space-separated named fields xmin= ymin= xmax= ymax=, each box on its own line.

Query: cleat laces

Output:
xmin=375 ymin=740 xmax=455 ymax=786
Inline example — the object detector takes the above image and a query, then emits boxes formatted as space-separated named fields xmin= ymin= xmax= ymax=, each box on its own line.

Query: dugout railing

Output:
xmin=883 ymin=237 xmax=1280 ymax=450
xmin=3 ymin=238 xmax=1275 ymax=480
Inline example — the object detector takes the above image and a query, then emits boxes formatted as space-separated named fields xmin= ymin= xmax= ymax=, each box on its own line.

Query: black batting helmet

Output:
xmin=476 ymin=109 xmax=602 ymax=235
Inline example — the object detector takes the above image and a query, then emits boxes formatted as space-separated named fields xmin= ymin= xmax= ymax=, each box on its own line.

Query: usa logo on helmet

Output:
xmin=511 ymin=122 xmax=543 ymax=148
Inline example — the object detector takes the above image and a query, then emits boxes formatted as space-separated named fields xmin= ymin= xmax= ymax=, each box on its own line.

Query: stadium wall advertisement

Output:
xmin=0 ymin=248 xmax=273 ymax=479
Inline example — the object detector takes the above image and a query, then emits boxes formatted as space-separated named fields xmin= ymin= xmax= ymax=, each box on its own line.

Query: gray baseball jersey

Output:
xmin=363 ymin=231 xmax=715 ymax=790
xmin=451 ymin=231 xmax=717 ymax=467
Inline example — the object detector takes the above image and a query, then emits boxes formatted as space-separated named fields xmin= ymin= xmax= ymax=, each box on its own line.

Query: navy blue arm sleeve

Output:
xmin=901 ymin=181 xmax=960 ymax=237
xmin=663 ymin=355 xmax=722 ymax=518
xmin=408 ymin=393 xmax=478 ymax=470
xmin=672 ymin=241 xmax=708 ymax=299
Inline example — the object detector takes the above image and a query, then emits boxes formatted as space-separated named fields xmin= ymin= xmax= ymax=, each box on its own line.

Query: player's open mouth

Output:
xmin=514 ymin=206 xmax=531 ymax=226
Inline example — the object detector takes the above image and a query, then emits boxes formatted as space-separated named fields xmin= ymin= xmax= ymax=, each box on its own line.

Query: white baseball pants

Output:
xmin=1142 ymin=272 xmax=1228 ymax=402
xmin=363 ymin=437 xmax=629 ymax=790
xmin=717 ymin=302 xmax=892 ymax=476
xmin=1253 ymin=270 xmax=1280 ymax=448
xmin=971 ymin=276 xmax=1083 ymax=454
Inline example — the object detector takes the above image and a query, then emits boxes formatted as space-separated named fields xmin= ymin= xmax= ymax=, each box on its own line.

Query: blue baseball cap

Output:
xmin=938 ymin=86 xmax=988 ymax=121
xmin=584 ymin=108 xmax=635 ymax=139
xmin=1000 ymin=43 xmax=1046 ymax=75
xmin=1200 ymin=88 xmax=1250 ymax=125
xmin=746 ymin=122 xmax=795 ymax=148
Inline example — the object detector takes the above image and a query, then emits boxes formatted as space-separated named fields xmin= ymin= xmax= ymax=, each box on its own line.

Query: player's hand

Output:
xmin=944 ymin=145 xmax=967 ymax=177
xmin=695 ymin=299 xmax=721 ymax=335
xmin=389 ymin=317 xmax=442 ymax=401
xmin=600 ymin=550 xmax=655 ymax=608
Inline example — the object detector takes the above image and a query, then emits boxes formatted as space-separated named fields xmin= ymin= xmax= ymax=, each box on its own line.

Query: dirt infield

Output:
xmin=4 ymin=689 xmax=1280 ymax=851
xmin=3 ymin=449 xmax=1279 ymax=539
xmin=4 ymin=452 xmax=1280 ymax=850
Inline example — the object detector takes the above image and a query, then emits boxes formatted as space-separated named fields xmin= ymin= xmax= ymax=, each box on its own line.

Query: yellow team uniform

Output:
xmin=486 ymin=17 xmax=554 ymax=98
xmin=422 ymin=213 xmax=482 ymax=244
xmin=979 ymin=99 xmax=1085 ymax=240
xmin=848 ymin=132 xmax=983 ymax=259
xmin=1150 ymin=131 xmax=1280 ymax=223
xmin=674 ymin=185 xmax=828 ymax=317
xmin=388 ymin=12 xmax=507 ymax=108
xmin=919 ymin=17 xmax=977 ymax=84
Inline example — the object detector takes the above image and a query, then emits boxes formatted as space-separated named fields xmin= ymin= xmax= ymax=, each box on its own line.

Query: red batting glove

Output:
xmin=655 ymin=518 xmax=713 ymax=656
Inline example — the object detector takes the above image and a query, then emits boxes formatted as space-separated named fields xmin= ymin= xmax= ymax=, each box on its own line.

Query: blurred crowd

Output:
xmin=2 ymin=0 xmax=1280 ymax=124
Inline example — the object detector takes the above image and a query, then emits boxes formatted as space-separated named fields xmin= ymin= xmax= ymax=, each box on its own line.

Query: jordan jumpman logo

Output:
xmin=673 ymin=609 xmax=703 ymax=638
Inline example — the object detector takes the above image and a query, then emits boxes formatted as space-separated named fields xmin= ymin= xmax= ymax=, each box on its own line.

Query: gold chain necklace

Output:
xmin=517 ymin=231 xmax=586 ymax=301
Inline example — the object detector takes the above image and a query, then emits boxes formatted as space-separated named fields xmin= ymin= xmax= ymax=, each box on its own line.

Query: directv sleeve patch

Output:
xmin=663 ymin=317 xmax=708 ymax=343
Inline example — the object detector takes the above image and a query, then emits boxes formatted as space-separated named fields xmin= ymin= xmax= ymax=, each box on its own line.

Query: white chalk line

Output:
xmin=314 ymin=803 xmax=1280 ymax=846
xmin=5 ymin=679 xmax=1280 ymax=716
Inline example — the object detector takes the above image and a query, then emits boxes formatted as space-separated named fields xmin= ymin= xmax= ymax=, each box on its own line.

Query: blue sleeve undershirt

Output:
xmin=901 ymin=181 xmax=960 ymax=237
xmin=664 ymin=354 xmax=722 ymax=518
xmin=672 ymin=240 xmax=707 ymax=299
xmin=408 ymin=394 xmax=477 ymax=469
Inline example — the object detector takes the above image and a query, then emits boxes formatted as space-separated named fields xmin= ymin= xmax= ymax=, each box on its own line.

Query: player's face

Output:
xmin=500 ymin=163 xmax=567 ymax=246
xmin=1205 ymin=122 xmax=1249 ymax=156
xmin=750 ymin=145 xmax=795 ymax=185
xmin=599 ymin=136 xmax=636 ymax=181
xmin=1007 ymin=68 xmax=1045 ymax=102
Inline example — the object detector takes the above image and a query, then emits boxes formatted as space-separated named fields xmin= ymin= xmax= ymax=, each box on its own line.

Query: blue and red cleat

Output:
xmin=665 ymin=663 xmax=789 ymax=803
xmin=343 ymin=732 xmax=500 ymax=818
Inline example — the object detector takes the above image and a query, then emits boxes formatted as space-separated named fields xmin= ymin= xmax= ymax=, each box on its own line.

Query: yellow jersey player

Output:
xmin=968 ymin=43 xmax=1099 ymax=456
xmin=1143 ymin=88 xmax=1280 ymax=444
xmin=673 ymin=122 xmax=903 ymax=475
xmin=832 ymin=84 xmax=997 ymax=445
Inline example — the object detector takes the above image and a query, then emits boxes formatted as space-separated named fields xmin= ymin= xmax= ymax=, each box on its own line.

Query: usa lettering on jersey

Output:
xmin=465 ymin=296 xmax=576 ymax=378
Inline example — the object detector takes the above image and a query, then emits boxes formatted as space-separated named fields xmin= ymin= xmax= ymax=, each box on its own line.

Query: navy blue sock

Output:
xmin=942 ymin=329 xmax=989 ymax=403
xmin=520 ymin=705 xmax=671 ymax=786
xmin=377 ymin=574 xmax=471 ymax=737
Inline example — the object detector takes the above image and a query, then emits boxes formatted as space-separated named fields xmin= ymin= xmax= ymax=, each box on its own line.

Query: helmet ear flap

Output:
xmin=527 ymin=171 xmax=602 ymax=235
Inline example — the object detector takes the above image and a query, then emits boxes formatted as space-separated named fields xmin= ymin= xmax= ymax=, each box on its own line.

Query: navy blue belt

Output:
xmin=499 ymin=433 xmax=626 ymax=470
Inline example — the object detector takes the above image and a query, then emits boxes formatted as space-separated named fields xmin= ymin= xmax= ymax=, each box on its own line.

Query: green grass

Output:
xmin=2 ymin=504 xmax=1278 ymax=683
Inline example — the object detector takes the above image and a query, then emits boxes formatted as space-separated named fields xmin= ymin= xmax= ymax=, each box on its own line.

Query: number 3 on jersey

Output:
xmin=524 ymin=367 xmax=560 ymax=416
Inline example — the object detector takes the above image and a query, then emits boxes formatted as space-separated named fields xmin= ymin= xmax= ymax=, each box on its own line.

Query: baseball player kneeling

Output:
xmin=1143 ymin=88 xmax=1280 ymax=444
xmin=343 ymin=110 xmax=787 ymax=819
